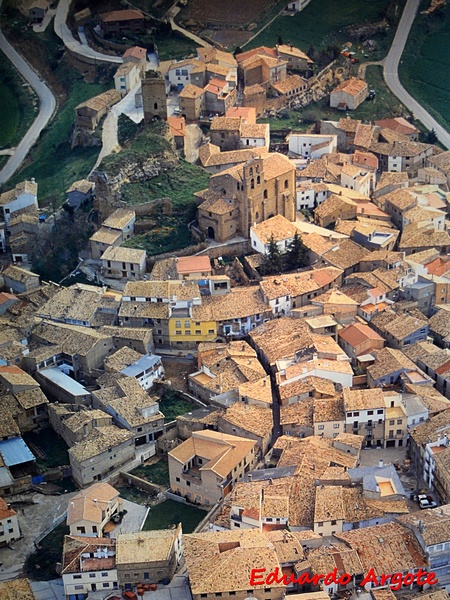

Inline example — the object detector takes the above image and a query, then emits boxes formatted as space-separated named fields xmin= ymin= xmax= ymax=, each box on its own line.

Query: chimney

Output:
xmin=378 ymin=459 xmax=384 ymax=469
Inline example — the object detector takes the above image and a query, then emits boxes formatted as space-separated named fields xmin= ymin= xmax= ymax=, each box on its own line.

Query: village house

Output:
xmin=114 ymin=61 xmax=141 ymax=95
xmin=314 ymin=194 xmax=357 ymax=228
xmin=218 ymin=402 xmax=274 ymax=457
xmin=2 ymin=264 xmax=40 ymax=294
xmin=0 ymin=180 xmax=38 ymax=227
xmin=370 ymin=310 xmax=429 ymax=349
xmin=37 ymin=283 xmax=121 ymax=328
xmin=61 ymin=535 xmax=118 ymax=597
xmin=370 ymin=140 xmax=435 ymax=176
xmin=374 ymin=117 xmax=419 ymax=141
xmin=122 ymin=46 xmax=147 ymax=74
xmin=75 ymin=89 xmax=121 ymax=132
xmin=104 ymin=347 xmax=164 ymax=392
xmin=98 ymin=9 xmax=145 ymax=35
xmin=168 ymin=430 xmax=258 ymax=506
xmin=398 ymin=506 xmax=450 ymax=591
xmin=343 ymin=388 xmax=386 ymax=448
xmin=288 ymin=133 xmax=337 ymax=159
xmin=48 ymin=404 xmax=112 ymax=448
xmin=188 ymin=341 xmax=266 ymax=403
xmin=367 ymin=346 xmax=430 ymax=388
xmin=69 ymin=424 xmax=135 ymax=487
xmin=66 ymin=179 xmax=94 ymax=209
xmin=100 ymin=246 xmax=146 ymax=280
xmin=167 ymin=115 xmax=186 ymax=150
xmin=330 ymin=78 xmax=368 ymax=111
xmin=0 ymin=496 xmax=20 ymax=547
xmin=428 ymin=149 xmax=450 ymax=187
xmin=296 ymin=181 xmax=329 ymax=211
xmin=338 ymin=321 xmax=385 ymax=363
xmin=178 ymin=84 xmax=205 ymax=121
xmin=90 ymin=208 xmax=136 ymax=260
xmin=0 ymin=365 xmax=49 ymax=432
xmin=383 ymin=391 xmax=408 ymax=448
xmin=92 ymin=375 xmax=164 ymax=445
xmin=66 ymin=482 xmax=122 ymax=537
xmin=250 ymin=213 xmax=298 ymax=255
xmin=116 ymin=527 xmax=183 ymax=589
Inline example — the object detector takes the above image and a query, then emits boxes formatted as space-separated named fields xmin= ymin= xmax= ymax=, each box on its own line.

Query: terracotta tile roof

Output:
xmin=336 ymin=521 xmax=427 ymax=576
xmin=67 ymin=483 xmax=119 ymax=525
xmin=370 ymin=139 xmax=433 ymax=157
xmin=322 ymin=239 xmax=369 ymax=270
xmin=280 ymin=399 xmax=314 ymax=427
xmin=313 ymin=395 xmax=345 ymax=423
xmin=0 ymin=579 xmax=36 ymax=600
xmin=367 ymin=347 xmax=419 ymax=381
xmin=221 ymin=403 xmax=273 ymax=438
xmin=179 ymin=83 xmax=204 ymax=99
xmin=99 ymin=9 xmax=144 ymax=22
xmin=210 ymin=116 xmax=240 ymax=131
xmin=183 ymin=529 xmax=284 ymax=595
xmin=62 ymin=535 xmax=116 ymax=575
xmin=117 ymin=528 xmax=180 ymax=564
xmin=251 ymin=214 xmax=297 ymax=244
xmin=250 ymin=317 xmax=315 ymax=366
xmin=374 ymin=117 xmax=419 ymax=136
xmin=197 ymin=286 xmax=269 ymax=322
xmin=238 ymin=376 xmax=273 ymax=405
xmin=102 ymin=208 xmax=135 ymax=231
xmin=278 ymin=376 xmax=336 ymax=403
xmin=169 ymin=430 xmax=256 ymax=479
xmin=331 ymin=77 xmax=367 ymax=97
xmin=343 ymin=387 xmax=385 ymax=411
xmin=337 ymin=117 xmax=361 ymax=132
xmin=271 ymin=74 xmax=307 ymax=95
xmin=68 ymin=425 xmax=133 ymax=462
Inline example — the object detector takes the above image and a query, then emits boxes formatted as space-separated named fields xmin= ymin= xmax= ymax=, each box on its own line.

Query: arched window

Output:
xmin=249 ymin=167 xmax=253 ymax=176
xmin=263 ymin=189 xmax=268 ymax=199
xmin=154 ymin=102 xmax=158 ymax=110
xmin=222 ymin=189 xmax=226 ymax=195
xmin=237 ymin=182 xmax=240 ymax=190
xmin=255 ymin=212 xmax=259 ymax=220
xmin=284 ymin=179 xmax=289 ymax=189
xmin=257 ymin=175 xmax=260 ymax=185
xmin=251 ymin=178 xmax=255 ymax=189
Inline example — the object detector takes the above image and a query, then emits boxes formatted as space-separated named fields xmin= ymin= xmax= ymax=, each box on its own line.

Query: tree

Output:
xmin=277 ymin=35 xmax=284 ymax=46
xmin=261 ymin=235 xmax=283 ymax=275
xmin=426 ymin=128 xmax=438 ymax=144
xmin=233 ymin=46 xmax=243 ymax=57
xmin=285 ymin=231 xmax=308 ymax=271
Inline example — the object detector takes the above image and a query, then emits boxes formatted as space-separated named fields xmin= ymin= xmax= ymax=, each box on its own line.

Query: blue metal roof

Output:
xmin=0 ymin=437 xmax=36 ymax=466
xmin=121 ymin=354 xmax=161 ymax=378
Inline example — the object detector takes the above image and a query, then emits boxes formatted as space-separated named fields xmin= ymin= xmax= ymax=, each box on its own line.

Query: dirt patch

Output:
xmin=208 ymin=29 xmax=253 ymax=48
xmin=182 ymin=0 xmax=274 ymax=27
xmin=161 ymin=358 xmax=196 ymax=392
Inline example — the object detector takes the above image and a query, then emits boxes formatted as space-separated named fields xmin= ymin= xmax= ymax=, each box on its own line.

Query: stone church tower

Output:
xmin=142 ymin=71 xmax=167 ymax=123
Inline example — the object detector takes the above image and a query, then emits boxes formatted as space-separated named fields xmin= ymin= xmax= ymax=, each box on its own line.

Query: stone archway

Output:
xmin=207 ymin=226 xmax=215 ymax=239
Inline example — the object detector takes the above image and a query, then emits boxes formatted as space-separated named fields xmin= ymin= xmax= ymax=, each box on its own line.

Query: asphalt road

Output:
xmin=0 ymin=26 xmax=56 ymax=184
xmin=383 ymin=0 xmax=450 ymax=149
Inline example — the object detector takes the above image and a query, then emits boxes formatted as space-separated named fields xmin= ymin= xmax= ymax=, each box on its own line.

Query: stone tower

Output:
xmin=142 ymin=70 xmax=167 ymax=123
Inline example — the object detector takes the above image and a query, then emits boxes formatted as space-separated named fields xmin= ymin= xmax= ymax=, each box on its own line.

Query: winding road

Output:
xmin=54 ymin=0 xmax=121 ymax=64
xmin=383 ymin=0 xmax=450 ymax=149
xmin=0 ymin=22 xmax=56 ymax=184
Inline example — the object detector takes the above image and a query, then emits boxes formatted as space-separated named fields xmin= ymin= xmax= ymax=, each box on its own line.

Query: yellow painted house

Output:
xmin=168 ymin=315 xmax=217 ymax=348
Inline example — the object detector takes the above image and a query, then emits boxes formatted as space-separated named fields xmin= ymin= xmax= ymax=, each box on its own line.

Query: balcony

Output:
xmin=182 ymin=467 xmax=202 ymax=484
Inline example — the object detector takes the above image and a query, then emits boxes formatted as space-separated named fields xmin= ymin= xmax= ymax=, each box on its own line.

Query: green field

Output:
xmin=0 ymin=50 xmax=38 ymax=149
xmin=142 ymin=499 xmax=206 ymax=533
xmin=158 ymin=388 xmax=196 ymax=422
xmin=399 ymin=0 xmax=450 ymax=132
xmin=131 ymin=458 xmax=170 ymax=486
xmin=247 ymin=0 xmax=405 ymax=60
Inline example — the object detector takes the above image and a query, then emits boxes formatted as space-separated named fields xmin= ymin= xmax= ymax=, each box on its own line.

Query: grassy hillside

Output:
xmin=399 ymin=0 xmax=450 ymax=132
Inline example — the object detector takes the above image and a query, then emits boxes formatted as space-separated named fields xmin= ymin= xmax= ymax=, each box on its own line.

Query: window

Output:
xmin=195 ymin=330 xmax=201 ymax=335
xmin=397 ymin=419 xmax=402 ymax=425
xmin=353 ymin=412 xmax=360 ymax=417
xmin=103 ymin=583 xmax=110 ymax=588
xmin=333 ymin=424 xmax=339 ymax=429
xmin=331 ymin=520 xmax=337 ymax=525
xmin=102 ymin=572 xmax=108 ymax=577
xmin=176 ymin=330 xmax=182 ymax=335
xmin=176 ymin=477 xmax=180 ymax=482
xmin=89 ymin=574 xmax=96 ymax=578
xmin=317 ymin=521 xmax=324 ymax=527
xmin=377 ymin=409 xmax=384 ymax=414
xmin=284 ymin=179 xmax=289 ymax=188
xmin=73 ymin=575 xmax=82 ymax=580
xmin=396 ymin=429 xmax=402 ymax=435
xmin=318 ymin=425 xmax=324 ymax=430
xmin=389 ymin=419 xmax=395 ymax=425
xmin=263 ymin=189 xmax=268 ymax=199
xmin=184 ymin=320 xmax=190 ymax=328
xmin=367 ymin=410 xmax=373 ymax=415
xmin=74 ymin=585 xmax=84 ymax=590
xmin=175 ymin=320 xmax=181 ymax=327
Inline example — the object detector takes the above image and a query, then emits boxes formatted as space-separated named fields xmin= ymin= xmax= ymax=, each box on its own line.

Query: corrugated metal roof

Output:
xmin=121 ymin=354 xmax=161 ymax=378
xmin=40 ymin=367 xmax=88 ymax=396
xmin=0 ymin=466 xmax=14 ymax=487
xmin=0 ymin=437 xmax=35 ymax=466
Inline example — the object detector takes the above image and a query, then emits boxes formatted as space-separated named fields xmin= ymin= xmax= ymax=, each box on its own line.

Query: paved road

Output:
xmin=383 ymin=0 xmax=450 ymax=149
xmin=0 ymin=21 xmax=57 ymax=184
xmin=54 ymin=0 xmax=121 ymax=64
